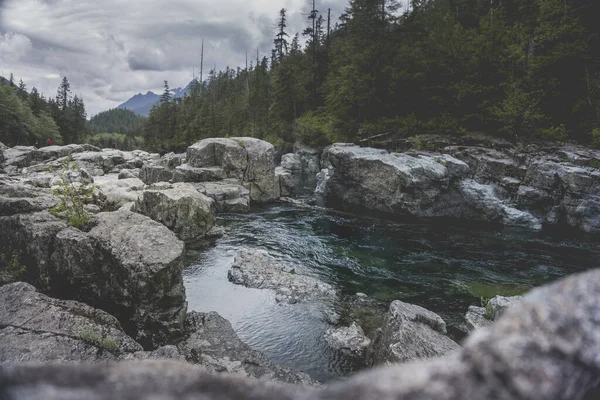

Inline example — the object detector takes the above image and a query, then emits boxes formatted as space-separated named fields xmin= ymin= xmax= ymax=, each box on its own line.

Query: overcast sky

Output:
xmin=0 ymin=0 xmax=407 ymax=117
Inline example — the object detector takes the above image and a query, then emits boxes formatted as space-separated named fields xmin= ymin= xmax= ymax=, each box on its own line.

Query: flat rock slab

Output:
xmin=228 ymin=249 xmax=337 ymax=304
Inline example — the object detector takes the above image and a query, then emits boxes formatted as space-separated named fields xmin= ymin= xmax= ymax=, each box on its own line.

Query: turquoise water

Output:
xmin=183 ymin=202 xmax=599 ymax=382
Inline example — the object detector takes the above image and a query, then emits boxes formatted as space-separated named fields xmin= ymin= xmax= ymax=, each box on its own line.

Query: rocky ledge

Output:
xmin=319 ymin=141 xmax=600 ymax=233
xmin=3 ymin=268 xmax=600 ymax=399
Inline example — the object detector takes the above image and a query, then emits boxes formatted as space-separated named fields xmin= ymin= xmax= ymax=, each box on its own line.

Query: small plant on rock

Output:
xmin=49 ymin=155 xmax=97 ymax=228
xmin=0 ymin=251 xmax=26 ymax=285
xmin=75 ymin=325 xmax=119 ymax=352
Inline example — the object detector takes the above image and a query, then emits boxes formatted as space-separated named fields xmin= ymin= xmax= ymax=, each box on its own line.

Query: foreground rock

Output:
xmin=324 ymin=322 xmax=372 ymax=357
xmin=0 ymin=210 xmax=187 ymax=348
xmin=134 ymin=183 xmax=215 ymax=243
xmin=227 ymin=249 xmax=336 ymax=304
xmin=465 ymin=295 xmax=522 ymax=331
xmin=4 ymin=268 xmax=600 ymax=400
xmin=177 ymin=312 xmax=313 ymax=384
xmin=0 ymin=282 xmax=142 ymax=363
xmin=369 ymin=300 xmax=460 ymax=365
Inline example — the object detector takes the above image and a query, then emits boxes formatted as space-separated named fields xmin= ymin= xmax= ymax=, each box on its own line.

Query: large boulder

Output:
xmin=2 ymin=146 xmax=37 ymax=170
xmin=370 ymin=300 xmax=460 ymax=365
xmin=49 ymin=210 xmax=187 ymax=348
xmin=228 ymin=249 xmax=337 ymax=304
xmin=30 ymin=144 xmax=102 ymax=164
xmin=186 ymin=138 xmax=247 ymax=176
xmin=323 ymin=144 xmax=468 ymax=216
xmin=0 ymin=282 xmax=142 ymax=363
xmin=133 ymin=183 xmax=215 ymax=243
xmin=177 ymin=311 xmax=314 ymax=384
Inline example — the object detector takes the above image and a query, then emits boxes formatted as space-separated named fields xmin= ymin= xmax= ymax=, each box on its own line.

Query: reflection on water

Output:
xmin=184 ymin=202 xmax=599 ymax=382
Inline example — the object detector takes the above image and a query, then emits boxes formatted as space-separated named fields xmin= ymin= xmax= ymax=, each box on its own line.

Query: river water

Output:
xmin=183 ymin=188 xmax=599 ymax=382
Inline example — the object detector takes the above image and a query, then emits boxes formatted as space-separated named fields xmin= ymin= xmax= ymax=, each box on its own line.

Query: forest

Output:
xmin=143 ymin=0 xmax=600 ymax=152
xmin=2 ymin=0 xmax=600 ymax=152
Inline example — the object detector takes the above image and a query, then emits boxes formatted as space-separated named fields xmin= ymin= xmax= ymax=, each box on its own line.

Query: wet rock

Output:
xmin=314 ymin=168 xmax=331 ymax=196
xmin=370 ymin=300 xmax=460 ymax=365
xmin=458 ymin=179 xmax=542 ymax=230
xmin=177 ymin=311 xmax=314 ymax=384
xmin=324 ymin=322 xmax=372 ymax=357
xmin=228 ymin=249 xmax=336 ymax=304
xmin=0 ymin=282 xmax=142 ymax=363
xmin=133 ymin=183 xmax=215 ymax=243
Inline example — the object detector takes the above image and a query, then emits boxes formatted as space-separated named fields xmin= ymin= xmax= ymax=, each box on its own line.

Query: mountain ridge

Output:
xmin=117 ymin=82 xmax=192 ymax=116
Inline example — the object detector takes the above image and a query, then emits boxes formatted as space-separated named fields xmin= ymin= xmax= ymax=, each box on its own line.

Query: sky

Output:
xmin=0 ymin=0 xmax=361 ymax=117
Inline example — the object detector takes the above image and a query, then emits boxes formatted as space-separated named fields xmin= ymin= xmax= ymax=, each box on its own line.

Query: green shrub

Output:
xmin=75 ymin=325 xmax=119 ymax=352
xmin=0 ymin=251 xmax=26 ymax=284
xmin=540 ymin=124 xmax=567 ymax=142
xmin=49 ymin=155 xmax=97 ymax=228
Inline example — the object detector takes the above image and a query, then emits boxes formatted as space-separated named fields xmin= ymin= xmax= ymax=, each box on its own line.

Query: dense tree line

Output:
xmin=0 ymin=75 xmax=88 ymax=146
xmin=143 ymin=0 xmax=600 ymax=152
xmin=88 ymin=108 xmax=145 ymax=136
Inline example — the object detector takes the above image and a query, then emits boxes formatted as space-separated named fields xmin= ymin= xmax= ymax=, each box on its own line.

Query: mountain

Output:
xmin=117 ymin=83 xmax=191 ymax=117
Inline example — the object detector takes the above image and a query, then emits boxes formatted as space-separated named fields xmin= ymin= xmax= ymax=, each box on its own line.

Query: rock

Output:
xmin=118 ymin=169 xmax=137 ymax=179
xmin=464 ymin=305 xmax=492 ymax=331
xmin=139 ymin=164 xmax=226 ymax=184
xmin=187 ymin=138 xmax=247 ymax=176
xmin=315 ymin=168 xmax=331 ymax=196
xmin=30 ymin=144 xmax=102 ymax=164
xmin=324 ymin=322 xmax=372 ymax=357
xmin=0 ymin=180 xmax=57 ymax=216
xmin=192 ymin=181 xmax=250 ymax=213
xmin=95 ymin=178 xmax=145 ymax=210
xmin=228 ymin=249 xmax=336 ymax=304
xmin=370 ymin=300 xmax=460 ymax=365
xmin=444 ymin=146 xmax=525 ymax=182
xmin=55 ymin=211 xmax=187 ymax=347
xmin=133 ymin=183 xmax=215 ymax=243
xmin=156 ymin=152 xmax=186 ymax=168
xmin=0 ymin=282 xmax=142 ymax=363
xmin=4 ymin=267 xmax=600 ymax=400
xmin=177 ymin=311 xmax=314 ymax=384
xmin=0 ymin=211 xmax=68 ymax=289
xmin=120 ymin=345 xmax=185 ymax=361
xmin=232 ymin=137 xmax=279 ymax=202
xmin=275 ymin=166 xmax=295 ymax=197
xmin=281 ymin=153 xmax=303 ymax=171
xmin=485 ymin=295 xmax=522 ymax=319
xmin=458 ymin=179 xmax=542 ymax=230
xmin=2 ymin=146 xmax=37 ymax=169
xmin=324 ymin=144 xmax=467 ymax=216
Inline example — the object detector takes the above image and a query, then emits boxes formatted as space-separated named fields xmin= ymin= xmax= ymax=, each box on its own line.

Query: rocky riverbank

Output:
xmin=318 ymin=137 xmax=600 ymax=233
xmin=1 ymin=135 xmax=598 ymax=390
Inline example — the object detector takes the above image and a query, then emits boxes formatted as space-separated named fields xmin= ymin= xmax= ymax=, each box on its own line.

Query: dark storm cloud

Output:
xmin=0 ymin=0 xmax=360 ymax=115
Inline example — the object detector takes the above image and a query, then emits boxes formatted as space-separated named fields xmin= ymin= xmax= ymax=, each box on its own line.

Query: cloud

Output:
xmin=0 ymin=0 xmax=361 ymax=116
xmin=0 ymin=32 xmax=32 ymax=63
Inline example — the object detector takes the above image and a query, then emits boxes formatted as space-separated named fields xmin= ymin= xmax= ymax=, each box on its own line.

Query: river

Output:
xmin=183 ymin=192 xmax=599 ymax=382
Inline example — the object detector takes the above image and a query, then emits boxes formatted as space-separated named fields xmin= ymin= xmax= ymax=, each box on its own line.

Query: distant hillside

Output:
xmin=88 ymin=108 xmax=145 ymax=135
xmin=117 ymin=83 xmax=191 ymax=116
